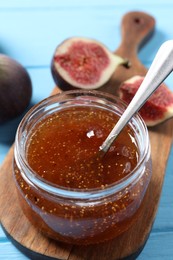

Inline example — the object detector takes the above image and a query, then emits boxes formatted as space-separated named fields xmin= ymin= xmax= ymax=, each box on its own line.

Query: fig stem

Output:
xmin=122 ymin=59 xmax=131 ymax=68
xmin=100 ymin=40 xmax=173 ymax=154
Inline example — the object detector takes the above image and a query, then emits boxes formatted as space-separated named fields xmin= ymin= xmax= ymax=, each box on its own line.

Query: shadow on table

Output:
xmin=0 ymin=102 xmax=35 ymax=144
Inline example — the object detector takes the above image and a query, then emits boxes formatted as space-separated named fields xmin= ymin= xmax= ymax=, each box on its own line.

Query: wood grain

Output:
xmin=0 ymin=11 xmax=173 ymax=260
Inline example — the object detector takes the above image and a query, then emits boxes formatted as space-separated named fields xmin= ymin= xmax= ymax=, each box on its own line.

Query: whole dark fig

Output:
xmin=0 ymin=54 xmax=32 ymax=123
xmin=51 ymin=37 xmax=129 ymax=91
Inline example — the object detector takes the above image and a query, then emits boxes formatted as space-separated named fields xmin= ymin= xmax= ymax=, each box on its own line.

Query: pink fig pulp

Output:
xmin=119 ymin=75 xmax=173 ymax=126
xmin=51 ymin=37 xmax=128 ymax=91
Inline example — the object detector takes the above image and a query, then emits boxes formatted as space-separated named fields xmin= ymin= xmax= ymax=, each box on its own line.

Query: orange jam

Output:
xmin=26 ymin=107 xmax=138 ymax=189
xmin=13 ymin=90 xmax=152 ymax=245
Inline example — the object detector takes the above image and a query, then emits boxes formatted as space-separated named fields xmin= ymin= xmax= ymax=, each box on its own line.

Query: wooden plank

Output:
xmin=0 ymin=2 xmax=173 ymax=69
xmin=0 ymin=11 xmax=173 ymax=260
xmin=139 ymin=232 xmax=173 ymax=259
xmin=0 ymin=241 xmax=28 ymax=260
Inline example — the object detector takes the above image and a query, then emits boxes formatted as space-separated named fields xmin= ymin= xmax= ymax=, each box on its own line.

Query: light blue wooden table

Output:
xmin=0 ymin=1 xmax=173 ymax=259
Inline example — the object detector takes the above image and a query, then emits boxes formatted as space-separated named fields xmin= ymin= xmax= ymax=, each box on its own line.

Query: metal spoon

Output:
xmin=99 ymin=40 xmax=173 ymax=154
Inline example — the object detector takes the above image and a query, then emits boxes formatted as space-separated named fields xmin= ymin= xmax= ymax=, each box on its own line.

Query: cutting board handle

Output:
xmin=115 ymin=11 xmax=155 ymax=58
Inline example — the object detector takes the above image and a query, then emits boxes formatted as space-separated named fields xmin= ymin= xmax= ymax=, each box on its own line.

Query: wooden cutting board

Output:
xmin=0 ymin=11 xmax=173 ymax=260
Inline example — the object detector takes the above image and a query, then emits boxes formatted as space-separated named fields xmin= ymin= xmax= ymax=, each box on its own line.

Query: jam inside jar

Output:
xmin=13 ymin=90 xmax=152 ymax=245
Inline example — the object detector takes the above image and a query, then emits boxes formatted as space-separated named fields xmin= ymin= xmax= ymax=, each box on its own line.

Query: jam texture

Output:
xmin=14 ymin=105 xmax=152 ymax=244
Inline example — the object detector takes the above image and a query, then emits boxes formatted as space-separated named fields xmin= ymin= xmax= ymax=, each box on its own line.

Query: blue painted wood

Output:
xmin=0 ymin=1 xmax=173 ymax=259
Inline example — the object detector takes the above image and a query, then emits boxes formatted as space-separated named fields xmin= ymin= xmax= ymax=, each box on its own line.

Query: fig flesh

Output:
xmin=0 ymin=54 xmax=32 ymax=124
xmin=51 ymin=37 xmax=128 ymax=90
xmin=119 ymin=75 xmax=173 ymax=126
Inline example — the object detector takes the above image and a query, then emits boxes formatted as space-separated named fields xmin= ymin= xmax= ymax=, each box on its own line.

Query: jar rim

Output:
xmin=14 ymin=89 xmax=150 ymax=200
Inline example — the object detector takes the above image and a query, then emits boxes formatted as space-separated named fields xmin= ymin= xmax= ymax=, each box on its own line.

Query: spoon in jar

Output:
xmin=99 ymin=40 xmax=173 ymax=154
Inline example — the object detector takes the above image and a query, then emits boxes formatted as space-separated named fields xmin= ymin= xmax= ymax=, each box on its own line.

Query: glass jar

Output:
xmin=13 ymin=90 xmax=152 ymax=245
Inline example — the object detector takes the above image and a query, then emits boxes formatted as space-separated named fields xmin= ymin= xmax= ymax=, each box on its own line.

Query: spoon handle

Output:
xmin=100 ymin=40 xmax=173 ymax=153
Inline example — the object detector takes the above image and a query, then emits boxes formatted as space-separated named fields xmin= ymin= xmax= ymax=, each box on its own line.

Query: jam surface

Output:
xmin=26 ymin=106 xmax=138 ymax=189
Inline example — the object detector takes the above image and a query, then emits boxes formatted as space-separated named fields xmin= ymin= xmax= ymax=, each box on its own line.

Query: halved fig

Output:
xmin=51 ymin=37 xmax=129 ymax=90
xmin=119 ymin=75 xmax=173 ymax=126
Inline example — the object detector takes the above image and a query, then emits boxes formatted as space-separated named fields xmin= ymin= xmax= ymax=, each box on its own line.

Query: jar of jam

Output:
xmin=13 ymin=90 xmax=152 ymax=245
